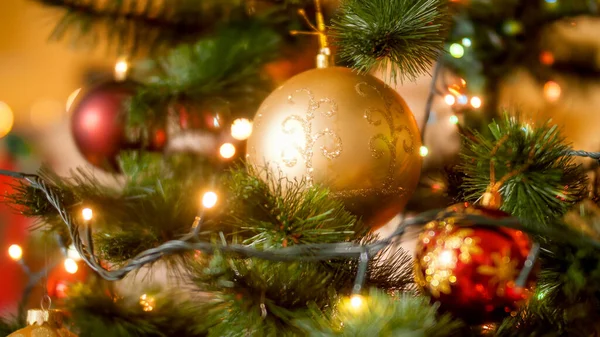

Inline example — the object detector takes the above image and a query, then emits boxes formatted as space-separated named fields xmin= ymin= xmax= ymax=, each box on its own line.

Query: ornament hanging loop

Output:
xmin=40 ymin=294 xmax=52 ymax=311
xmin=290 ymin=0 xmax=331 ymax=68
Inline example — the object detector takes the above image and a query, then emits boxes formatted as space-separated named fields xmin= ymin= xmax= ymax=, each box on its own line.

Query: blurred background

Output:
xmin=2 ymin=0 xmax=600 ymax=317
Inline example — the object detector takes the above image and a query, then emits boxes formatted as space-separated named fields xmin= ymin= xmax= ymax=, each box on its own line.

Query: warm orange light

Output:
xmin=202 ymin=191 xmax=218 ymax=209
xmin=470 ymin=96 xmax=482 ymax=109
xmin=219 ymin=143 xmax=236 ymax=159
xmin=82 ymin=207 xmax=93 ymax=221
xmin=544 ymin=81 xmax=561 ymax=102
xmin=0 ymin=101 xmax=14 ymax=138
xmin=8 ymin=244 xmax=22 ymax=261
xmin=231 ymin=118 xmax=253 ymax=140
xmin=444 ymin=94 xmax=456 ymax=106
xmin=64 ymin=258 xmax=79 ymax=274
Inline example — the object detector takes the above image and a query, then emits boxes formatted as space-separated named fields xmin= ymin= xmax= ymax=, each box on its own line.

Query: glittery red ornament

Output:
xmin=414 ymin=203 xmax=537 ymax=325
xmin=70 ymin=81 xmax=135 ymax=171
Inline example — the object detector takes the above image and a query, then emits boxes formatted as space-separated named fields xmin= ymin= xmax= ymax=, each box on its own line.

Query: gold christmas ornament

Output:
xmin=246 ymin=67 xmax=422 ymax=228
xmin=8 ymin=309 xmax=77 ymax=337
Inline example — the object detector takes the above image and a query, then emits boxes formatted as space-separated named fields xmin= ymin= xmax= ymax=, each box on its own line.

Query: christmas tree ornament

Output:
xmin=414 ymin=203 xmax=537 ymax=324
xmin=70 ymin=81 xmax=136 ymax=171
xmin=8 ymin=309 xmax=77 ymax=337
xmin=246 ymin=66 xmax=422 ymax=229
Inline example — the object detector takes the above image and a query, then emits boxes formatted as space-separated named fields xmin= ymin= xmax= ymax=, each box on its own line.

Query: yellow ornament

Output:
xmin=8 ymin=309 xmax=77 ymax=337
xmin=246 ymin=67 xmax=422 ymax=229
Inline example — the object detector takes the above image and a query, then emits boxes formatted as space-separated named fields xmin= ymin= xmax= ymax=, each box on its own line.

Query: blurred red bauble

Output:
xmin=47 ymin=260 xmax=88 ymax=299
xmin=70 ymin=81 xmax=135 ymax=171
xmin=170 ymin=103 xmax=221 ymax=131
xmin=414 ymin=203 xmax=537 ymax=325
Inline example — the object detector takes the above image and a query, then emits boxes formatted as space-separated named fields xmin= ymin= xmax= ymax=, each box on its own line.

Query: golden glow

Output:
xmin=8 ymin=244 xmax=22 ymax=261
xmin=139 ymin=293 xmax=156 ymax=312
xmin=231 ymin=118 xmax=253 ymax=140
xmin=67 ymin=244 xmax=81 ymax=261
xmin=202 ymin=191 xmax=218 ymax=209
xmin=449 ymin=115 xmax=459 ymax=125
xmin=66 ymin=88 xmax=82 ymax=112
xmin=438 ymin=250 xmax=455 ymax=268
xmin=544 ymin=81 xmax=561 ymax=102
xmin=0 ymin=101 xmax=14 ymax=138
xmin=82 ymin=207 xmax=93 ymax=221
xmin=64 ymin=258 xmax=79 ymax=274
xmin=470 ymin=96 xmax=482 ymax=109
xmin=444 ymin=94 xmax=456 ymax=106
xmin=219 ymin=143 xmax=236 ymax=159
xmin=349 ymin=294 xmax=364 ymax=310
xmin=419 ymin=146 xmax=429 ymax=157
xmin=114 ymin=58 xmax=129 ymax=81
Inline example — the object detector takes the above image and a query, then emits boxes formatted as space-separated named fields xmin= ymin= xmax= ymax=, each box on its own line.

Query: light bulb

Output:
xmin=0 ymin=101 xmax=14 ymax=139
xmin=64 ymin=258 xmax=79 ymax=274
xmin=114 ymin=58 xmax=129 ymax=81
xmin=444 ymin=94 xmax=456 ymax=106
xmin=419 ymin=146 xmax=429 ymax=157
xmin=82 ymin=207 xmax=93 ymax=221
xmin=470 ymin=96 xmax=482 ymax=109
xmin=219 ymin=143 xmax=236 ymax=159
xmin=202 ymin=191 xmax=218 ymax=209
xmin=231 ymin=118 xmax=253 ymax=140
xmin=449 ymin=43 xmax=465 ymax=58
xmin=449 ymin=115 xmax=459 ymax=125
xmin=8 ymin=244 xmax=22 ymax=261
xmin=544 ymin=81 xmax=561 ymax=102
xmin=350 ymin=294 xmax=364 ymax=310
xmin=461 ymin=37 xmax=472 ymax=47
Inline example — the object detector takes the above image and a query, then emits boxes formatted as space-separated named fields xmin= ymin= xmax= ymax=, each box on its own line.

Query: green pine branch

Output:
xmin=64 ymin=281 xmax=208 ymax=337
xmin=295 ymin=288 xmax=463 ymax=336
xmin=457 ymin=114 xmax=587 ymax=227
xmin=127 ymin=20 xmax=282 ymax=132
xmin=330 ymin=0 xmax=450 ymax=83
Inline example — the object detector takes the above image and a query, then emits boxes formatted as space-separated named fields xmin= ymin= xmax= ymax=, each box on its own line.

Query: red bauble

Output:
xmin=70 ymin=81 xmax=135 ymax=171
xmin=414 ymin=203 xmax=537 ymax=325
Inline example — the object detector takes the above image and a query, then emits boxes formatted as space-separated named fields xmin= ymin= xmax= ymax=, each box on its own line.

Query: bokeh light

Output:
xmin=8 ymin=244 xmax=22 ymax=261
xmin=544 ymin=81 xmax=561 ymax=102
xmin=219 ymin=143 xmax=236 ymax=159
xmin=231 ymin=118 xmax=253 ymax=140
xmin=0 ymin=102 xmax=15 ymax=138
xmin=202 ymin=191 xmax=218 ymax=209
xmin=64 ymin=258 xmax=79 ymax=274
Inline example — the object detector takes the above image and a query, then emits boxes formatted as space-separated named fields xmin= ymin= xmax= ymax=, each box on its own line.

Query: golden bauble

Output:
xmin=247 ymin=67 xmax=422 ymax=229
xmin=8 ymin=310 xmax=77 ymax=337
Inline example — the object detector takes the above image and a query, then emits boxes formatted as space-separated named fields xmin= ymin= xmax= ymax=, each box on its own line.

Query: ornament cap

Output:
xmin=26 ymin=309 xmax=64 ymax=328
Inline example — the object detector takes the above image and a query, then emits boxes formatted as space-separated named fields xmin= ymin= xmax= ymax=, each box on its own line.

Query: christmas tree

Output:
xmin=2 ymin=0 xmax=600 ymax=336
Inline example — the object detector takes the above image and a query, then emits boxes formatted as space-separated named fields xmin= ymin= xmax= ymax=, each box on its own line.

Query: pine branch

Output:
xmin=295 ymin=288 xmax=463 ymax=336
xmin=37 ymin=0 xmax=256 ymax=55
xmin=457 ymin=114 xmax=587 ymax=227
xmin=65 ymin=281 xmax=208 ymax=337
xmin=330 ymin=0 xmax=450 ymax=83
xmin=127 ymin=21 xmax=282 ymax=131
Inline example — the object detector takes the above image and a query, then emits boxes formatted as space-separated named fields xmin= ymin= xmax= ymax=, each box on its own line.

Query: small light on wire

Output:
xmin=419 ymin=146 xmax=429 ymax=157
xmin=219 ymin=143 xmax=236 ymax=159
xmin=470 ymin=96 xmax=482 ymax=109
xmin=114 ymin=58 xmax=129 ymax=81
xmin=64 ymin=258 xmax=79 ymax=274
xmin=231 ymin=118 xmax=253 ymax=140
xmin=202 ymin=191 xmax=218 ymax=209
xmin=544 ymin=81 xmax=561 ymax=102
xmin=350 ymin=294 xmax=364 ymax=310
xmin=457 ymin=95 xmax=469 ymax=105
xmin=461 ymin=37 xmax=472 ymax=47
xmin=139 ymin=293 xmax=156 ymax=312
xmin=444 ymin=94 xmax=456 ymax=106
xmin=8 ymin=244 xmax=22 ymax=261
xmin=67 ymin=244 xmax=82 ymax=261
xmin=449 ymin=115 xmax=459 ymax=125
xmin=449 ymin=43 xmax=465 ymax=58
xmin=82 ymin=207 xmax=93 ymax=221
